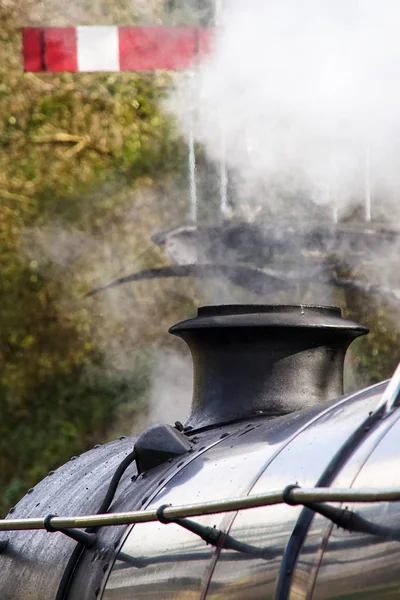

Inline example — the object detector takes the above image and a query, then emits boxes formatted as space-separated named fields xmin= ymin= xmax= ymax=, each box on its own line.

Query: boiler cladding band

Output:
xmin=2 ymin=485 xmax=400 ymax=533
xmin=379 ymin=361 xmax=400 ymax=415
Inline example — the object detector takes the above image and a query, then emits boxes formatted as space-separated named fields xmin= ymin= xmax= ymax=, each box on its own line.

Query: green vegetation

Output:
xmin=0 ymin=1 xmax=196 ymax=516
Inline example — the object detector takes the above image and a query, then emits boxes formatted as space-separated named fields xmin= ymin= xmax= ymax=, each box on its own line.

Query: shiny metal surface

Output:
xmin=101 ymin=383 xmax=386 ymax=600
xmin=0 ymin=423 xmax=242 ymax=600
xmin=102 ymin=405 xmax=331 ymax=599
xmin=206 ymin=385 xmax=385 ymax=600
xmin=102 ymin=418 xmax=291 ymax=600
xmin=287 ymin=405 xmax=400 ymax=600
xmin=309 ymin=413 xmax=400 ymax=600
xmin=66 ymin=423 xmax=249 ymax=600
xmin=379 ymin=361 xmax=400 ymax=415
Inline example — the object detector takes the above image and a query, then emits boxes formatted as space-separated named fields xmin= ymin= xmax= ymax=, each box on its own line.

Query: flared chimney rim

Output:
xmin=169 ymin=304 xmax=368 ymax=337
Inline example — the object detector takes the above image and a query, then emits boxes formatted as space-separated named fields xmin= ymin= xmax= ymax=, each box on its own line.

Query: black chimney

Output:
xmin=169 ymin=305 xmax=368 ymax=430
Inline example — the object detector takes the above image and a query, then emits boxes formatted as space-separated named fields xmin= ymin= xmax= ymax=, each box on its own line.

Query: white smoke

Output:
xmin=133 ymin=348 xmax=192 ymax=433
xmin=170 ymin=0 xmax=400 ymax=221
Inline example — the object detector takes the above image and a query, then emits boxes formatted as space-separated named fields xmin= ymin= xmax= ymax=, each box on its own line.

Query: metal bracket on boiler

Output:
xmin=155 ymin=504 xmax=277 ymax=559
xmin=304 ymin=502 xmax=400 ymax=542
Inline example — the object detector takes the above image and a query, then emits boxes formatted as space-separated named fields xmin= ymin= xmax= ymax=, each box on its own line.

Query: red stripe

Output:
xmin=44 ymin=28 xmax=77 ymax=72
xmin=22 ymin=28 xmax=44 ymax=72
xmin=119 ymin=26 xmax=199 ymax=71
xmin=22 ymin=26 xmax=214 ymax=73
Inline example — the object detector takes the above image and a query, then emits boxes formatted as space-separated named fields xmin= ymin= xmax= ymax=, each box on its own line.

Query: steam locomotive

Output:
xmin=1 ymin=303 xmax=400 ymax=600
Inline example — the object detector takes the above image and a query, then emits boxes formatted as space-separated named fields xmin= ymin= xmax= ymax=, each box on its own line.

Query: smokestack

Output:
xmin=170 ymin=305 xmax=368 ymax=430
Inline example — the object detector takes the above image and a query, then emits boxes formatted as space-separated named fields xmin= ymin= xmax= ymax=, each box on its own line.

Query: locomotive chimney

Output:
xmin=170 ymin=305 xmax=368 ymax=430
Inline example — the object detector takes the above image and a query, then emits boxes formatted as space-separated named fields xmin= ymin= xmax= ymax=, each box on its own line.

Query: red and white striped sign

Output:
xmin=23 ymin=26 xmax=213 ymax=72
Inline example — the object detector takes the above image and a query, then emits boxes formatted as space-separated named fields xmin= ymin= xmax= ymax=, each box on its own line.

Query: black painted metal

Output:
xmin=0 ymin=421 xmax=235 ymax=600
xmin=304 ymin=502 xmax=400 ymax=541
xmin=65 ymin=423 xmax=238 ymax=600
xmin=274 ymin=405 xmax=385 ymax=600
xmin=0 ymin=437 xmax=137 ymax=600
xmin=45 ymin=525 xmax=96 ymax=549
xmin=55 ymin=449 xmax=137 ymax=600
xmin=134 ymin=424 xmax=192 ymax=474
xmin=155 ymin=511 xmax=277 ymax=560
xmin=170 ymin=304 xmax=368 ymax=430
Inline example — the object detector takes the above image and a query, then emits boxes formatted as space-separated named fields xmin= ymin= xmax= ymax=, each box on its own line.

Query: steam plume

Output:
xmin=170 ymin=0 xmax=400 ymax=222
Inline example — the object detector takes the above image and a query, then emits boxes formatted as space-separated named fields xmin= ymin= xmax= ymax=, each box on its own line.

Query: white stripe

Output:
xmin=77 ymin=26 xmax=120 ymax=72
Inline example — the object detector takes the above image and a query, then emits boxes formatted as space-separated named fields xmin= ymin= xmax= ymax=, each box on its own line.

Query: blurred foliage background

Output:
xmin=0 ymin=0 xmax=399 ymax=516
xmin=0 ymin=0 xmax=199 ymax=515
